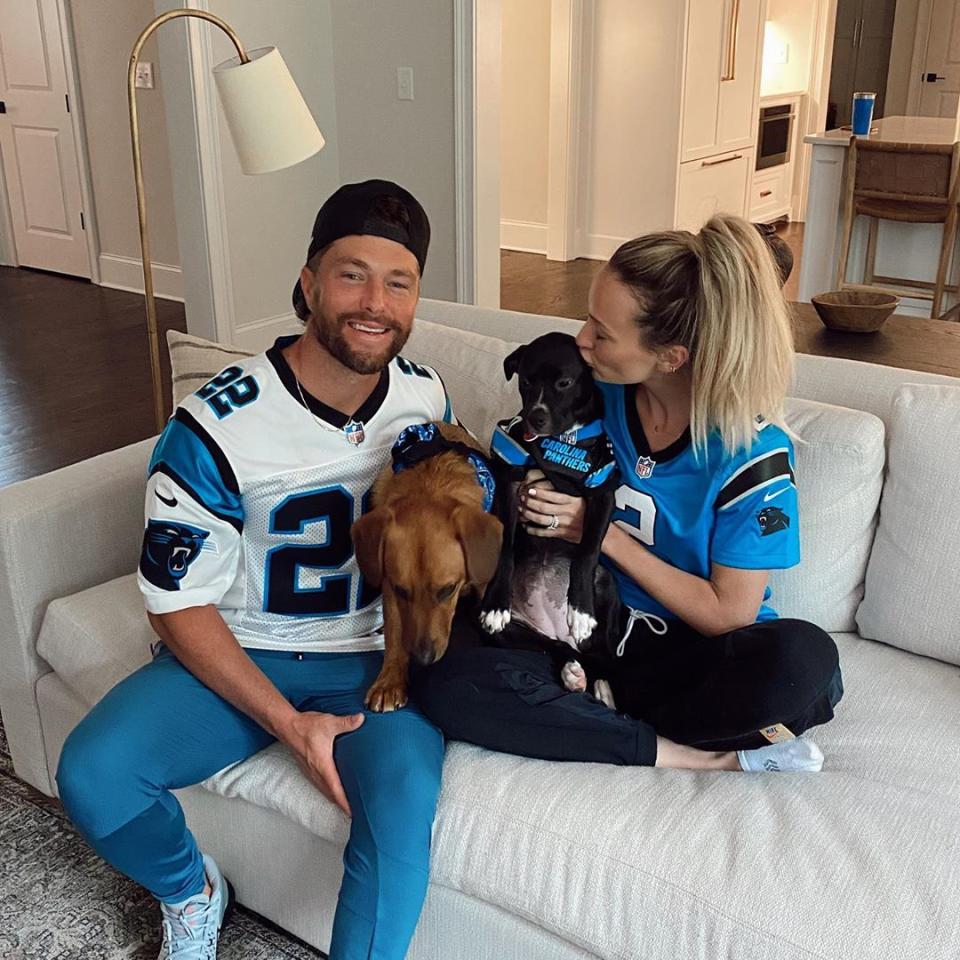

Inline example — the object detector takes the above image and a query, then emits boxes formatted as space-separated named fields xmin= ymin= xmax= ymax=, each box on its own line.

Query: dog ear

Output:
xmin=452 ymin=506 xmax=503 ymax=587
xmin=351 ymin=508 xmax=392 ymax=590
xmin=503 ymin=344 xmax=526 ymax=381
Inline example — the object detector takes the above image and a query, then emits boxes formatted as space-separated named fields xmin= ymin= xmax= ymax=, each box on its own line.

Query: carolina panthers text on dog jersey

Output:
xmin=490 ymin=416 xmax=618 ymax=496
xmin=595 ymin=381 xmax=799 ymax=622
xmin=137 ymin=336 xmax=452 ymax=652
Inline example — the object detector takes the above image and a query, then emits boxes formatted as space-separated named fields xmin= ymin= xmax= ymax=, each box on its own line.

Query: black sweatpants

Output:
xmin=410 ymin=611 xmax=843 ymax=767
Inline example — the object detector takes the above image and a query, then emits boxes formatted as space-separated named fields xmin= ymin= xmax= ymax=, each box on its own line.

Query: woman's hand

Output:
xmin=518 ymin=469 xmax=585 ymax=544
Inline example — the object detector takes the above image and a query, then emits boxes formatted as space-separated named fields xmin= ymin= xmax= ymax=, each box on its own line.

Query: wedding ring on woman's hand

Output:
xmin=548 ymin=514 xmax=560 ymax=530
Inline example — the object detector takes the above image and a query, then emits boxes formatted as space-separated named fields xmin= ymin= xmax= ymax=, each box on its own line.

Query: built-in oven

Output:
xmin=756 ymin=103 xmax=795 ymax=170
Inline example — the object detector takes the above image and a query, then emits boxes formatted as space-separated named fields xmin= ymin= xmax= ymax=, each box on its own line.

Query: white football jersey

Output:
xmin=138 ymin=334 xmax=453 ymax=652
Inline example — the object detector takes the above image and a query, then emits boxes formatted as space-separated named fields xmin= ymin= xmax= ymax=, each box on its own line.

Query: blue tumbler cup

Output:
xmin=851 ymin=92 xmax=876 ymax=136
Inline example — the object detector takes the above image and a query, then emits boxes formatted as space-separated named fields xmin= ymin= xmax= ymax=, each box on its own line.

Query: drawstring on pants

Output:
xmin=616 ymin=607 xmax=669 ymax=658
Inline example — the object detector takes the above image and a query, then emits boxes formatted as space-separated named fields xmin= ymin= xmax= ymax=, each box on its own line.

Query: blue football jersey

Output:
xmin=137 ymin=335 xmax=453 ymax=652
xmin=596 ymin=381 xmax=800 ymax=622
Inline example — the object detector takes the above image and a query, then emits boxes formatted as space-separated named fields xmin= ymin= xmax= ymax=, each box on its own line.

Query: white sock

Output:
xmin=737 ymin=737 xmax=824 ymax=773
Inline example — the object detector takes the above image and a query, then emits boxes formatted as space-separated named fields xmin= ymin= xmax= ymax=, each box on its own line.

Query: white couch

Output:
xmin=1 ymin=298 xmax=958 ymax=960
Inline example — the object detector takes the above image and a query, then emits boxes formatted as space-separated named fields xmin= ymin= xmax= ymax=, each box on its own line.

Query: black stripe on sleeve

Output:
xmin=174 ymin=408 xmax=240 ymax=496
xmin=715 ymin=450 xmax=795 ymax=511
xmin=149 ymin=464 xmax=244 ymax=534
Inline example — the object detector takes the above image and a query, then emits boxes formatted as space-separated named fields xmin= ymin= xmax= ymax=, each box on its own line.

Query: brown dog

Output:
xmin=351 ymin=422 xmax=502 ymax=712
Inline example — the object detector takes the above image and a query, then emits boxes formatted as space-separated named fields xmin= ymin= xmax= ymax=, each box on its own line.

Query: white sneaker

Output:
xmin=158 ymin=854 xmax=234 ymax=959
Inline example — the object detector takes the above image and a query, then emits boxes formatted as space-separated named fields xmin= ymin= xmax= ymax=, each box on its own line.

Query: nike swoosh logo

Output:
xmin=763 ymin=486 xmax=791 ymax=502
xmin=156 ymin=491 xmax=178 ymax=508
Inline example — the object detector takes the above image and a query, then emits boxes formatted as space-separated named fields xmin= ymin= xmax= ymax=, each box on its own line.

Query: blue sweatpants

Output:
xmin=56 ymin=647 xmax=444 ymax=960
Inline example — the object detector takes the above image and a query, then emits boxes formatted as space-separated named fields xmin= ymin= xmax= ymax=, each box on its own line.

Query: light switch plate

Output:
xmin=397 ymin=67 xmax=414 ymax=101
xmin=135 ymin=62 xmax=154 ymax=89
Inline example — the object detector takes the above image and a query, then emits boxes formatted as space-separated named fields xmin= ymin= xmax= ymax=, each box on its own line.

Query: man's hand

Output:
xmin=282 ymin=710 xmax=365 ymax=817
xmin=518 ymin=469 xmax=585 ymax=544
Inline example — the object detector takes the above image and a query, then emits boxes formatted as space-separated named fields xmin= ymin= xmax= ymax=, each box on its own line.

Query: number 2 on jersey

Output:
xmin=614 ymin=485 xmax=657 ymax=546
xmin=264 ymin=486 xmax=379 ymax=616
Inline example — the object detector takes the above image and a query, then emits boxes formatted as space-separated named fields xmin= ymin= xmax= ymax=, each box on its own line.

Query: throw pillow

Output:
xmin=856 ymin=383 xmax=960 ymax=665
xmin=404 ymin=316 xmax=522 ymax=445
xmin=769 ymin=397 xmax=885 ymax=632
xmin=166 ymin=329 xmax=253 ymax=407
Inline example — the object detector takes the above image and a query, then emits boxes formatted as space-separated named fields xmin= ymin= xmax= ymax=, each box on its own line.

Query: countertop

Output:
xmin=804 ymin=114 xmax=958 ymax=147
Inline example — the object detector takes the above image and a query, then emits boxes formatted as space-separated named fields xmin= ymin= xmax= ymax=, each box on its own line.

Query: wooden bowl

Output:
xmin=811 ymin=290 xmax=899 ymax=333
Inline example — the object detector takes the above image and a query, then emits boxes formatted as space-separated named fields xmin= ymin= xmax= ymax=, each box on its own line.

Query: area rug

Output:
xmin=0 ymin=717 xmax=323 ymax=958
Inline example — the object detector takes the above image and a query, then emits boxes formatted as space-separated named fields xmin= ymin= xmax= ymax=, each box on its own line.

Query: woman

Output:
xmin=412 ymin=214 xmax=842 ymax=773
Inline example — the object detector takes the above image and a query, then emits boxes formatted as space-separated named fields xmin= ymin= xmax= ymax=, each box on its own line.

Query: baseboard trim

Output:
xmin=97 ymin=254 xmax=184 ymax=302
xmin=500 ymin=219 xmax=548 ymax=254
xmin=581 ymin=233 xmax=628 ymax=261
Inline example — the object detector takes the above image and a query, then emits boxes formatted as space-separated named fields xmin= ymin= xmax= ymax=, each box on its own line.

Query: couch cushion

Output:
xmin=856 ymin=383 xmax=960 ymax=664
xmin=405 ymin=317 xmax=521 ymax=444
xmin=769 ymin=397 xmax=885 ymax=631
xmin=202 ymin=632 xmax=960 ymax=960
xmin=167 ymin=330 xmax=254 ymax=407
xmin=37 ymin=574 xmax=152 ymax=708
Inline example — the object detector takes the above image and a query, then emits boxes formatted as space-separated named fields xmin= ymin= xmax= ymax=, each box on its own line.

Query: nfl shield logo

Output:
xmin=344 ymin=420 xmax=366 ymax=446
xmin=635 ymin=455 xmax=655 ymax=479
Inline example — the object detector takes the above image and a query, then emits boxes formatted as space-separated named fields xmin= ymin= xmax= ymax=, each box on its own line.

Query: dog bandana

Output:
xmin=490 ymin=415 xmax=619 ymax=497
xmin=391 ymin=423 xmax=496 ymax=513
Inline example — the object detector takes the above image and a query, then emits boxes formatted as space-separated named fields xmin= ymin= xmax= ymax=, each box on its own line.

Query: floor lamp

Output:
xmin=128 ymin=9 xmax=325 ymax=433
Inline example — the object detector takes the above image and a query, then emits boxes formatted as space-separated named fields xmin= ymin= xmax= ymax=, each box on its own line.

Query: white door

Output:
xmin=681 ymin=0 xmax=727 ymax=162
xmin=717 ymin=0 xmax=764 ymax=154
xmin=681 ymin=0 xmax=764 ymax=162
xmin=0 ymin=0 xmax=90 ymax=277
xmin=917 ymin=0 xmax=960 ymax=118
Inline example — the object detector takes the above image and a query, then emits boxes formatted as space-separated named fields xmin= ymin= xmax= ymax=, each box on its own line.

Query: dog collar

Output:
xmin=391 ymin=423 xmax=496 ymax=513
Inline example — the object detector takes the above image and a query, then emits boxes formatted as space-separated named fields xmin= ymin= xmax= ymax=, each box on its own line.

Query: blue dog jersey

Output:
xmin=490 ymin=416 xmax=619 ymax=497
xmin=596 ymin=381 xmax=800 ymax=622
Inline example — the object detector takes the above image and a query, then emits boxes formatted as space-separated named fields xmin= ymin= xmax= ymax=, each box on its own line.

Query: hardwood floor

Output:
xmin=501 ymin=221 xmax=804 ymax=321
xmin=0 ymin=266 xmax=186 ymax=487
xmin=500 ymin=220 xmax=960 ymax=379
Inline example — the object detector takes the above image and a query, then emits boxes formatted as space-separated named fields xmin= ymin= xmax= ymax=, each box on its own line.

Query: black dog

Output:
xmin=480 ymin=333 xmax=621 ymax=697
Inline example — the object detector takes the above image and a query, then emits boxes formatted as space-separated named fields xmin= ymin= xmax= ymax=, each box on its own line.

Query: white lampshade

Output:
xmin=213 ymin=46 xmax=324 ymax=175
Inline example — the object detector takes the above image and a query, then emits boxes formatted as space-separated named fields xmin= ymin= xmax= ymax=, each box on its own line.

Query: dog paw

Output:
xmin=364 ymin=681 xmax=408 ymax=713
xmin=567 ymin=606 xmax=597 ymax=644
xmin=561 ymin=660 xmax=587 ymax=693
xmin=480 ymin=608 xmax=511 ymax=634
xmin=592 ymin=678 xmax=616 ymax=710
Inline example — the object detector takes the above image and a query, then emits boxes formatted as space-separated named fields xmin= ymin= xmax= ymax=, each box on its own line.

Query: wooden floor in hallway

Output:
xmin=0 ymin=266 xmax=187 ymax=487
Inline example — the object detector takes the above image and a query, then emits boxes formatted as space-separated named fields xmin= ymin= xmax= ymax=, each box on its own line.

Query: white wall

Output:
xmin=579 ymin=0 xmax=685 ymax=257
xmin=69 ymin=0 xmax=181 ymax=295
xmin=157 ymin=0 xmax=341 ymax=345
xmin=329 ymin=0 xmax=458 ymax=302
xmin=500 ymin=0 xmax=550 ymax=253
xmin=886 ymin=0 xmax=922 ymax=115
xmin=761 ymin=0 xmax=818 ymax=97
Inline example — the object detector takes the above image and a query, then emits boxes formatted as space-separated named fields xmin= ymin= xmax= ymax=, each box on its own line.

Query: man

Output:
xmin=57 ymin=180 xmax=454 ymax=960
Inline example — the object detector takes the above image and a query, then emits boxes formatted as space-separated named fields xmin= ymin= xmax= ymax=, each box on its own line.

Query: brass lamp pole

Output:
xmin=128 ymin=10 xmax=248 ymax=434
xmin=128 ymin=9 xmax=324 ymax=433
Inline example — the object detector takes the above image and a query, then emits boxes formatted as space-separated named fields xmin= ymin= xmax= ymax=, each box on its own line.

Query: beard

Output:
xmin=309 ymin=305 xmax=410 ymax=375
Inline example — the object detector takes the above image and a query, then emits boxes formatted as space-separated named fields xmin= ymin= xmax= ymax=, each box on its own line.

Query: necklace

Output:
xmin=291 ymin=342 xmax=366 ymax=446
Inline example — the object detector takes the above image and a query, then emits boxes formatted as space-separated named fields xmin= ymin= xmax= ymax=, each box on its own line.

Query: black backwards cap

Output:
xmin=293 ymin=179 xmax=430 ymax=320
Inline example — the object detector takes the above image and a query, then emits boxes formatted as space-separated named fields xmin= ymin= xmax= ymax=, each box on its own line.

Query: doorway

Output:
xmin=0 ymin=0 xmax=94 ymax=278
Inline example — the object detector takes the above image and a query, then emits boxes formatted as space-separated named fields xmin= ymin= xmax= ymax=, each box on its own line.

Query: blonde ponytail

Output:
xmin=607 ymin=213 xmax=795 ymax=455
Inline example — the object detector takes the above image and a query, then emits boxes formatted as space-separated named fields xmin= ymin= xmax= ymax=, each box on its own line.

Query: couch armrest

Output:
xmin=0 ymin=437 xmax=154 ymax=793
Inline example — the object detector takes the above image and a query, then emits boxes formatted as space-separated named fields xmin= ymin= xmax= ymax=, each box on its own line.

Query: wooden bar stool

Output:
xmin=835 ymin=138 xmax=960 ymax=320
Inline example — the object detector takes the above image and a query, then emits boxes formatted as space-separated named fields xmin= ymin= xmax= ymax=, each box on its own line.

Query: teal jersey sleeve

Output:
xmin=711 ymin=429 xmax=800 ymax=571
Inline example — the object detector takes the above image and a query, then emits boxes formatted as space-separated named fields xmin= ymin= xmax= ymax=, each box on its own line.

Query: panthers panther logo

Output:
xmin=139 ymin=520 xmax=210 ymax=590
xmin=757 ymin=506 xmax=790 ymax=537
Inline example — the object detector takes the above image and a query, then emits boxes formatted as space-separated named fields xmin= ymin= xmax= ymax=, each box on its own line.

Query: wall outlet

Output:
xmin=135 ymin=61 xmax=154 ymax=89
xmin=397 ymin=67 xmax=414 ymax=101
